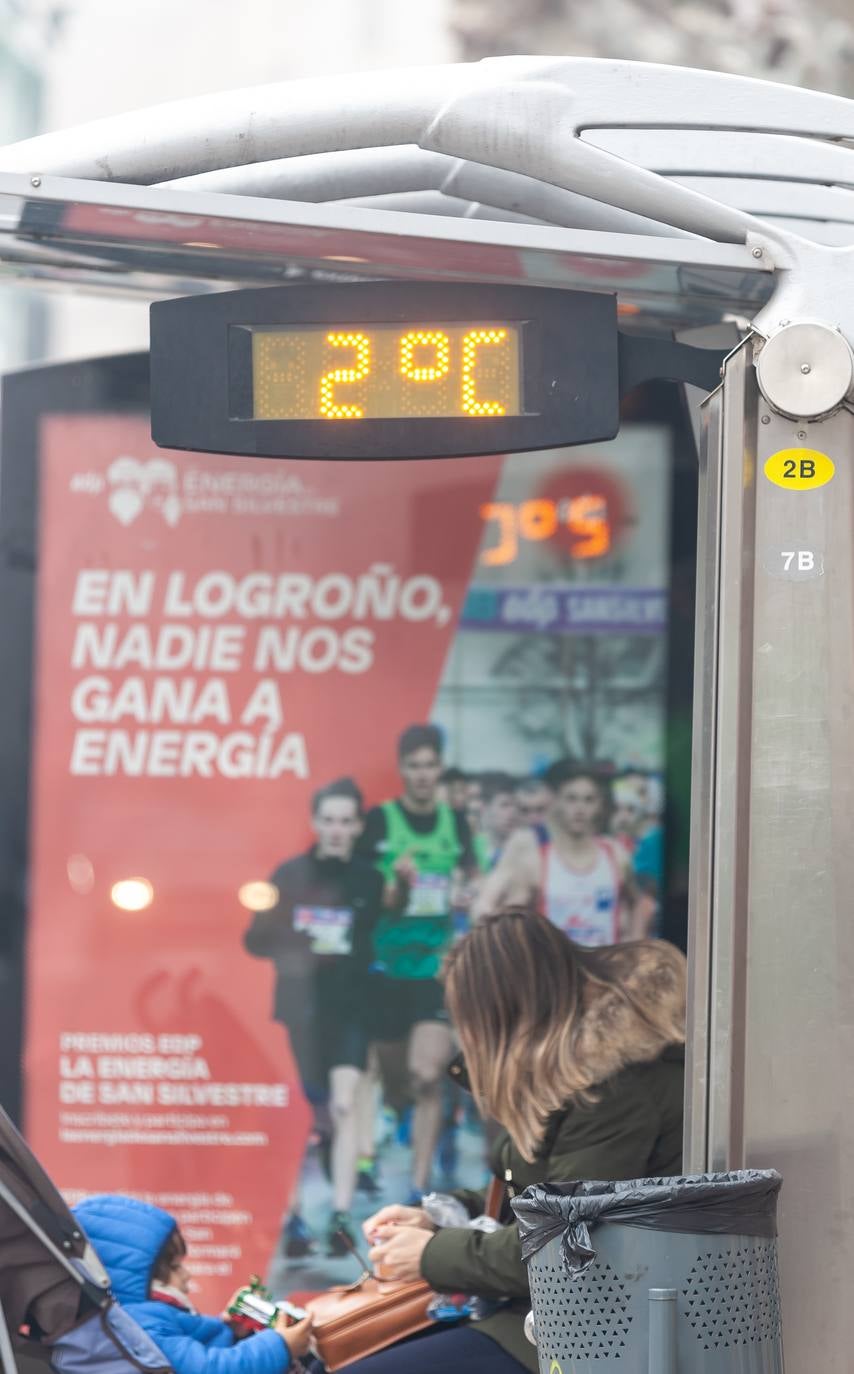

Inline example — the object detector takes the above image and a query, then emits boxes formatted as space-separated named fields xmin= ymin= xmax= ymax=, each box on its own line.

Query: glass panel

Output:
xmin=0 ymin=352 xmax=694 ymax=1306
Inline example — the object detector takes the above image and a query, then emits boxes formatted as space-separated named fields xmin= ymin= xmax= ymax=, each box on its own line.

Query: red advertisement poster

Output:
xmin=23 ymin=410 xmax=501 ymax=1308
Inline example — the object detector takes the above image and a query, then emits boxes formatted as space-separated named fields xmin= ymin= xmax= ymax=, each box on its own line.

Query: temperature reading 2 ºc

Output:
xmin=250 ymin=321 xmax=523 ymax=421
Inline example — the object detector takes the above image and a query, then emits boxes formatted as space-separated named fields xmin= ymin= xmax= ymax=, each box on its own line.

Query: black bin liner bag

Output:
xmin=512 ymin=1170 xmax=782 ymax=1276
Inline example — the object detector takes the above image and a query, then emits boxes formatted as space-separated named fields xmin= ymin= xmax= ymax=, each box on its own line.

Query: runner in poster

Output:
xmin=609 ymin=774 xmax=647 ymax=858
xmin=514 ymin=776 xmax=552 ymax=829
xmin=473 ymin=772 xmax=520 ymax=873
xmin=473 ymin=760 xmax=651 ymax=945
xmin=359 ymin=723 xmax=476 ymax=1202
xmin=439 ymin=768 xmax=469 ymax=812
xmin=243 ymin=778 xmax=384 ymax=1259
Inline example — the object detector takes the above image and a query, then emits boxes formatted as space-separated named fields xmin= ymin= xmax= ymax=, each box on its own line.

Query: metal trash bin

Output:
xmin=513 ymin=1171 xmax=783 ymax=1374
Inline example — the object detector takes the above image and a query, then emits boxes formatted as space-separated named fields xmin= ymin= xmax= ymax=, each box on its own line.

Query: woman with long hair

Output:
xmin=351 ymin=909 xmax=686 ymax=1374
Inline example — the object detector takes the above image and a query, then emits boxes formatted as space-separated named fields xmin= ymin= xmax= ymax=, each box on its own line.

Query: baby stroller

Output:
xmin=0 ymin=1102 xmax=172 ymax=1374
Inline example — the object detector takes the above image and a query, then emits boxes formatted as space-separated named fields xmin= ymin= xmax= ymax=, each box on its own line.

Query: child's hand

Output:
xmin=220 ymin=1290 xmax=244 ymax=1320
xmin=275 ymin=1312 xmax=313 ymax=1359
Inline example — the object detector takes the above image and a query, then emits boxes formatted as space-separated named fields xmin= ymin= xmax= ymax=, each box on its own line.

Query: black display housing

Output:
xmin=150 ymin=282 xmax=621 ymax=460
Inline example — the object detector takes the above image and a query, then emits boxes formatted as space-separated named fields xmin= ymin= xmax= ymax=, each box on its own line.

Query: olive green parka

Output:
xmin=419 ymin=940 xmax=687 ymax=1372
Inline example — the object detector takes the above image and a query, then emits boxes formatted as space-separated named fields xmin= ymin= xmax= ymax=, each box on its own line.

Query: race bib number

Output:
xmin=293 ymin=905 xmax=354 ymax=955
xmin=551 ymin=887 xmax=616 ymax=947
xmin=563 ymin=916 xmax=610 ymax=947
xmin=405 ymin=873 xmax=451 ymax=918
xmin=562 ymin=889 xmax=615 ymax=947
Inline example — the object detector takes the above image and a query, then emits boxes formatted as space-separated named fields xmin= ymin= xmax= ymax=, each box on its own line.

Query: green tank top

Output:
xmin=373 ymin=801 xmax=461 ymax=979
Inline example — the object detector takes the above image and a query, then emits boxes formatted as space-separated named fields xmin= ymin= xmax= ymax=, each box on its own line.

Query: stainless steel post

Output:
xmin=686 ymin=324 xmax=854 ymax=1370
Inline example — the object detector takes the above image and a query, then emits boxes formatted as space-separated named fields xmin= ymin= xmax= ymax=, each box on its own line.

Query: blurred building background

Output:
xmin=13 ymin=0 xmax=453 ymax=362
xmin=449 ymin=0 xmax=854 ymax=93
xmin=2 ymin=0 xmax=854 ymax=366
xmin=0 ymin=0 xmax=48 ymax=371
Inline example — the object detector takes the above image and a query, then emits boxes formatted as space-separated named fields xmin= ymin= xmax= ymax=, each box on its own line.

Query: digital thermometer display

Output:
xmin=150 ymin=283 xmax=621 ymax=459
xmin=250 ymin=322 xmax=523 ymax=421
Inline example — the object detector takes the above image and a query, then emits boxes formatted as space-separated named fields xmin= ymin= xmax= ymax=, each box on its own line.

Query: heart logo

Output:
xmin=105 ymin=455 xmax=182 ymax=526
xmin=108 ymin=487 xmax=144 ymax=525
xmin=161 ymin=494 xmax=182 ymax=527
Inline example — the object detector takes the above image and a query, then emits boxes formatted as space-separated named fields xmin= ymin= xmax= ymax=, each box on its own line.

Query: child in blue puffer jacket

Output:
xmin=73 ymin=1195 xmax=313 ymax=1374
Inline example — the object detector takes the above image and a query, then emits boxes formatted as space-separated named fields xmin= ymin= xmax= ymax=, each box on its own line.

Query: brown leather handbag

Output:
xmin=305 ymin=1274 xmax=436 ymax=1370
xmin=305 ymin=1177 xmax=508 ymax=1369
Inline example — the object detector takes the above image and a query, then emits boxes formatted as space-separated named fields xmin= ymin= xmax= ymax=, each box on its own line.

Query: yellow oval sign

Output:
xmin=764 ymin=448 xmax=835 ymax=491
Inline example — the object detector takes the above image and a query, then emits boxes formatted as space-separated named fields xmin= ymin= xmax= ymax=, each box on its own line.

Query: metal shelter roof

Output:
xmin=1 ymin=57 xmax=854 ymax=331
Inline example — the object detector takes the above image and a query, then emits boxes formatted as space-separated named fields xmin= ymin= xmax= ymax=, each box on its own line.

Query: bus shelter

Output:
xmin=0 ymin=56 xmax=853 ymax=1369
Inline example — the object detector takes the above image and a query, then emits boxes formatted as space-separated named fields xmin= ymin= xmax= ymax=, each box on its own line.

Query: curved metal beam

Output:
xmin=4 ymin=57 xmax=854 ymax=247
xmin=160 ymin=144 xmax=695 ymax=238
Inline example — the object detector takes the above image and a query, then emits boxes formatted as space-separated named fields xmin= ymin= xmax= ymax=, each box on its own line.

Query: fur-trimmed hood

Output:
xmin=574 ymin=939 xmax=687 ymax=1089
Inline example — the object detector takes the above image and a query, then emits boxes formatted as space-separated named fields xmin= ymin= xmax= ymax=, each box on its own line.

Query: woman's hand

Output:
xmin=362 ymin=1204 xmax=434 ymax=1238
xmin=275 ymin=1313 xmax=314 ymax=1359
xmin=368 ymin=1225 xmax=433 ymax=1283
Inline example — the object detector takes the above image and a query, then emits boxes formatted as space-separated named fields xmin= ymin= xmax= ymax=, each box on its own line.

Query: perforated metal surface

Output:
xmin=530 ymin=1256 xmax=632 ymax=1361
xmin=682 ymin=1242 xmax=782 ymax=1351
xmin=528 ymin=1231 xmax=785 ymax=1372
